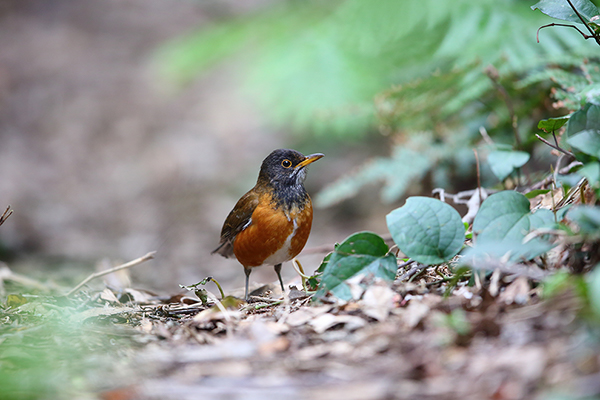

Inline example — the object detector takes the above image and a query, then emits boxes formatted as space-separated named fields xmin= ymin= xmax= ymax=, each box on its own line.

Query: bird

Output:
xmin=212 ymin=148 xmax=324 ymax=300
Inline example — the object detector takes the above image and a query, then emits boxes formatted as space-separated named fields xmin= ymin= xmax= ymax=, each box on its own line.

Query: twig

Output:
xmin=535 ymin=134 xmax=575 ymax=157
xmin=0 ymin=264 xmax=54 ymax=292
xmin=66 ymin=251 xmax=156 ymax=296
xmin=479 ymin=126 xmax=495 ymax=146
xmin=0 ymin=205 xmax=13 ymax=227
xmin=433 ymin=188 xmax=495 ymax=205
xmin=525 ymin=160 xmax=582 ymax=191
xmin=425 ymin=275 xmax=467 ymax=287
xmin=397 ymin=263 xmax=427 ymax=282
xmin=537 ymin=23 xmax=593 ymax=42
xmin=398 ymin=259 xmax=415 ymax=270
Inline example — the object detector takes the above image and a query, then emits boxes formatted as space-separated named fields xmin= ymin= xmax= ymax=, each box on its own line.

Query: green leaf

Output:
xmin=525 ymin=189 xmax=551 ymax=199
xmin=531 ymin=0 xmax=600 ymax=23
xmin=386 ymin=197 xmax=465 ymax=265
xmin=471 ymin=191 xmax=557 ymax=262
xmin=588 ymin=264 xmax=600 ymax=318
xmin=473 ymin=191 xmax=555 ymax=244
xmin=537 ymin=116 xmax=569 ymax=132
xmin=566 ymin=103 xmax=600 ymax=138
xmin=542 ymin=270 xmax=572 ymax=298
xmin=487 ymin=150 xmax=530 ymax=181
xmin=462 ymin=240 xmax=555 ymax=265
xmin=566 ymin=129 xmax=600 ymax=158
xmin=315 ymin=232 xmax=397 ymax=301
xmin=568 ymin=205 xmax=600 ymax=234
xmin=579 ymin=161 xmax=600 ymax=185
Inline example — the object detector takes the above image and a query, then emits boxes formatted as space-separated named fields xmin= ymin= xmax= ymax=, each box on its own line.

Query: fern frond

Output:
xmin=157 ymin=0 xmax=599 ymax=136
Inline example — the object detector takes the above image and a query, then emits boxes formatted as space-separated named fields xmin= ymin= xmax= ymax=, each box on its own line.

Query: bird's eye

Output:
xmin=281 ymin=159 xmax=292 ymax=168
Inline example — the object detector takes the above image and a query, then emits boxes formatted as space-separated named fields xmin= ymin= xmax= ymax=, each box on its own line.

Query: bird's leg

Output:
xmin=244 ymin=267 xmax=252 ymax=301
xmin=274 ymin=263 xmax=285 ymax=293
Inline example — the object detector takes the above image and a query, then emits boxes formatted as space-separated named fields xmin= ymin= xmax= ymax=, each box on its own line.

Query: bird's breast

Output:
xmin=232 ymin=192 xmax=313 ymax=267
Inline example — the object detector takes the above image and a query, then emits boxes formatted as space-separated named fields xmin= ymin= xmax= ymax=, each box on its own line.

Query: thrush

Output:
xmin=212 ymin=148 xmax=323 ymax=300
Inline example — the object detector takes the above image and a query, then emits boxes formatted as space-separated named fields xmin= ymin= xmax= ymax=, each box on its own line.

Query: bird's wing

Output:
xmin=211 ymin=190 xmax=259 ymax=258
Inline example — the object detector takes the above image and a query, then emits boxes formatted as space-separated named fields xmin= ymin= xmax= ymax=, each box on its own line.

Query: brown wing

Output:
xmin=211 ymin=189 xmax=259 ymax=258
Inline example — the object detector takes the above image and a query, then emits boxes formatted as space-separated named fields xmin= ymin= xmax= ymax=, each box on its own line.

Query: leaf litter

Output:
xmin=0 ymin=262 xmax=596 ymax=400
xmin=2 ymin=188 xmax=600 ymax=400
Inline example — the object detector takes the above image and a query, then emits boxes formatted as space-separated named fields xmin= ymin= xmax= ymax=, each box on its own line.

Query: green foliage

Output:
xmin=437 ymin=308 xmax=472 ymax=336
xmin=315 ymin=132 xmax=444 ymax=206
xmin=157 ymin=0 xmax=598 ymax=136
xmin=569 ymin=205 xmax=600 ymax=236
xmin=568 ymin=129 xmax=600 ymax=157
xmin=487 ymin=150 xmax=531 ymax=181
xmin=532 ymin=0 xmax=600 ymax=24
xmin=315 ymin=232 xmax=397 ymax=301
xmin=473 ymin=191 xmax=555 ymax=242
xmin=562 ymin=103 xmax=600 ymax=194
xmin=542 ymin=265 xmax=600 ymax=325
xmin=467 ymin=191 xmax=557 ymax=262
xmin=538 ymin=116 xmax=570 ymax=132
xmin=519 ymin=60 xmax=600 ymax=111
xmin=157 ymin=0 xmax=600 ymax=205
xmin=0 ymin=297 xmax=136 ymax=399
xmin=589 ymin=265 xmax=600 ymax=319
xmin=386 ymin=197 xmax=465 ymax=265
xmin=567 ymin=103 xmax=600 ymax=136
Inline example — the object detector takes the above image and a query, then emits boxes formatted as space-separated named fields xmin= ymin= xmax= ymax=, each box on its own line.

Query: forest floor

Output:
xmin=1 ymin=254 xmax=598 ymax=400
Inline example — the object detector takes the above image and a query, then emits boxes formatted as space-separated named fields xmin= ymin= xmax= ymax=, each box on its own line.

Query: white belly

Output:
xmin=262 ymin=217 xmax=298 ymax=266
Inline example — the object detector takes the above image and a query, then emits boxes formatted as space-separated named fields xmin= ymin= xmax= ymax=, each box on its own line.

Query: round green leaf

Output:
xmin=315 ymin=232 xmax=397 ymax=301
xmin=537 ymin=116 xmax=569 ymax=132
xmin=566 ymin=129 xmax=600 ymax=158
xmin=473 ymin=191 xmax=555 ymax=243
xmin=566 ymin=103 xmax=600 ymax=138
xmin=568 ymin=205 xmax=600 ymax=234
xmin=386 ymin=197 xmax=465 ymax=265
xmin=488 ymin=150 xmax=530 ymax=182
xmin=334 ymin=231 xmax=389 ymax=257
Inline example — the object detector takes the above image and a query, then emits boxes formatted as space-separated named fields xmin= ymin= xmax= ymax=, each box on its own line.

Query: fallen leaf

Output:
xmin=309 ymin=313 xmax=367 ymax=334
xmin=499 ymin=276 xmax=531 ymax=305
xmin=6 ymin=293 xmax=27 ymax=308
xmin=403 ymin=300 xmax=430 ymax=329
xmin=100 ymin=288 xmax=120 ymax=303
xmin=360 ymin=282 xmax=397 ymax=321
xmin=286 ymin=305 xmax=332 ymax=327
xmin=193 ymin=308 xmax=241 ymax=322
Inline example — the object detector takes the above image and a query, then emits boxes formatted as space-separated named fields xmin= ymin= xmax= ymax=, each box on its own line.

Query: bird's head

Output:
xmin=258 ymin=148 xmax=324 ymax=188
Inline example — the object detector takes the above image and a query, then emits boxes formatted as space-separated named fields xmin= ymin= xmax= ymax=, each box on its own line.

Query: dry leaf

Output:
xmin=499 ymin=276 xmax=531 ymax=305
xmin=193 ymin=308 xmax=241 ymax=322
xmin=286 ymin=305 xmax=332 ymax=327
xmin=100 ymin=288 xmax=120 ymax=303
xmin=361 ymin=283 xmax=397 ymax=321
xmin=309 ymin=313 xmax=366 ymax=334
xmin=403 ymin=300 xmax=430 ymax=329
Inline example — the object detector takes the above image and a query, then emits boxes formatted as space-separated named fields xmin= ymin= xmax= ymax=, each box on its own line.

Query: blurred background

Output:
xmin=0 ymin=0 xmax=597 ymax=293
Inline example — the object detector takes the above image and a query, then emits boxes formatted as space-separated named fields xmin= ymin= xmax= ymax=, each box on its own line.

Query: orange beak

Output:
xmin=296 ymin=153 xmax=324 ymax=169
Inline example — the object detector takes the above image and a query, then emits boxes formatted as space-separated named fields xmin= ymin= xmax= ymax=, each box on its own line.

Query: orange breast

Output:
xmin=233 ymin=192 xmax=313 ymax=268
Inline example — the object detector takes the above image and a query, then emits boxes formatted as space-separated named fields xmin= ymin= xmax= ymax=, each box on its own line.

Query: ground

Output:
xmin=1 ymin=255 xmax=597 ymax=400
